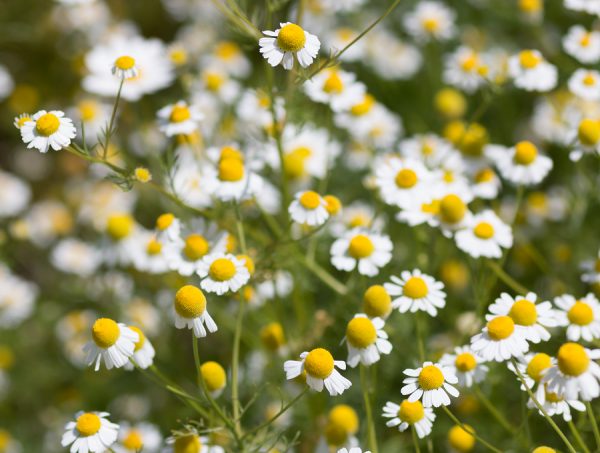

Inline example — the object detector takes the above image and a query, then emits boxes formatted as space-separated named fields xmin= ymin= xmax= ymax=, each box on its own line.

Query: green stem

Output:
xmin=441 ymin=406 xmax=502 ymax=453
xmin=300 ymin=255 xmax=347 ymax=295
xmin=473 ymin=385 xmax=516 ymax=434
xmin=415 ymin=313 xmax=426 ymax=362
xmin=586 ymin=402 xmax=600 ymax=451
xmin=568 ymin=420 xmax=591 ymax=453
xmin=360 ymin=364 xmax=378 ymax=453
xmin=231 ymin=292 xmax=246 ymax=437
xmin=243 ymin=387 xmax=308 ymax=438
xmin=101 ymin=77 xmax=124 ymax=160
xmin=411 ymin=425 xmax=421 ymax=453
xmin=486 ymin=260 xmax=528 ymax=295
xmin=234 ymin=201 xmax=247 ymax=253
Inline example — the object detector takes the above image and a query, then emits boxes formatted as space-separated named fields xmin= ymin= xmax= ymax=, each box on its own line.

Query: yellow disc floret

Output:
xmin=36 ymin=113 xmax=60 ymax=136
xmin=299 ymin=191 xmax=322 ymax=210
xmin=486 ymin=316 xmax=515 ymax=341
xmin=92 ymin=318 xmax=120 ymax=349
xmin=146 ymin=238 xmax=162 ymax=256
xmin=106 ymin=214 xmax=134 ymax=241
xmin=350 ymin=94 xmax=375 ymax=116
xmin=557 ymin=342 xmax=590 ymax=376
xmin=473 ymin=222 xmax=494 ymax=239
xmin=348 ymin=234 xmax=374 ymax=259
xmin=363 ymin=285 xmax=392 ymax=318
xmin=532 ymin=447 xmax=557 ymax=453
xmin=514 ymin=141 xmax=538 ymax=165
xmin=129 ymin=326 xmax=145 ymax=351
xmin=526 ymin=353 xmax=552 ymax=382
xmin=174 ymin=434 xmax=201 ymax=453
xmin=578 ymin=118 xmax=600 ymax=146
xmin=209 ymin=258 xmax=236 ymax=281
xmin=277 ymin=23 xmax=306 ymax=52
xmin=434 ymin=88 xmax=466 ymax=119
xmin=448 ymin=424 xmax=476 ymax=452
xmin=218 ymin=158 xmax=245 ymax=182
xmin=156 ymin=213 xmax=175 ymax=231
xmin=260 ymin=322 xmax=286 ymax=351
xmin=439 ymin=194 xmax=466 ymax=224
xmin=509 ymin=299 xmax=538 ymax=326
xmin=328 ymin=404 xmax=359 ymax=436
xmin=324 ymin=195 xmax=342 ymax=215
xmin=323 ymin=71 xmax=344 ymax=94
xmin=75 ymin=413 xmax=102 ymax=437
xmin=455 ymin=352 xmax=477 ymax=372
xmin=346 ymin=317 xmax=377 ymax=348
xmin=200 ymin=361 xmax=227 ymax=391
xmin=399 ymin=400 xmax=425 ymax=424
xmin=134 ymin=167 xmax=152 ymax=183
xmin=122 ymin=430 xmax=143 ymax=450
xmin=395 ymin=169 xmax=418 ymax=188
xmin=174 ymin=285 xmax=206 ymax=319
xmin=418 ymin=365 xmax=445 ymax=390
xmin=403 ymin=277 xmax=428 ymax=299
xmin=568 ymin=301 xmax=594 ymax=325
xmin=114 ymin=55 xmax=136 ymax=70
xmin=519 ymin=50 xmax=541 ymax=69
xmin=304 ymin=348 xmax=334 ymax=379
xmin=184 ymin=234 xmax=209 ymax=260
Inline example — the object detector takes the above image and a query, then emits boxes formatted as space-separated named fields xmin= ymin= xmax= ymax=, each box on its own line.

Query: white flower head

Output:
xmin=508 ymin=49 xmax=557 ymax=92
xmin=157 ymin=100 xmax=203 ymax=136
xmin=401 ymin=361 xmax=459 ymax=407
xmin=197 ymin=253 xmax=250 ymax=296
xmin=259 ymin=22 xmax=320 ymax=70
xmin=455 ymin=210 xmax=513 ymax=259
xmin=382 ymin=400 xmax=435 ymax=438
xmin=344 ymin=314 xmax=392 ymax=367
xmin=487 ymin=140 xmax=553 ymax=186
xmin=470 ymin=315 xmax=529 ymax=362
xmin=62 ymin=411 xmax=119 ymax=453
xmin=374 ymin=156 xmax=433 ymax=209
xmin=330 ymin=228 xmax=393 ymax=277
xmin=563 ymin=26 xmax=600 ymax=64
xmin=123 ymin=326 xmax=155 ymax=370
xmin=303 ymin=69 xmax=366 ymax=112
xmin=173 ymin=285 xmax=218 ymax=338
xmin=20 ymin=110 xmax=76 ymax=153
xmin=289 ymin=190 xmax=329 ymax=226
xmin=554 ymin=293 xmax=600 ymax=342
xmin=83 ymin=318 xmax=138 ymax=371
xmin=439 ymin=346 xmax=488 ymax=388
xmin=284 ymin=348 xmax=352 ymax=395
xmin=385 ymin=269 xmax=446 ymax=317
xmin=403 ymin=1 xmax=456 ymax=42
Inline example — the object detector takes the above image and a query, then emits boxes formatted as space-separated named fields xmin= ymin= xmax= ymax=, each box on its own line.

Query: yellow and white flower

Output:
xmin=554 ymin=293 xmax=600 ymax=342
xmin=508 ymin=352 xmax=554 ymax=399
xmin=487 ymin=140 xmax=553 ymax=186
xmin=455 ymin=210 xmax=513 ymax=259
xmin=401 ymin=361 xmax=459 ymax=407
xmin=157 ymin=100 xmax=203 ymax=136
xmin=0 ymin=266 xmax=38 ymax=328
xmin=61 ymin=411 xmax=119 ymax=453
xmin=206 ymin=153 xmax=263 ymax=202
xmin=330 ymin=229 xmax=393 ymax=277
xmin=304 ymin=69 xmax=366 ymax=112
xmin=284 ymin=347 xmax=351 ymax=395
xmin=528 ymin=385 xmax=586 ymax=422
xmin=126 ymin=230 xmax=169 ymax=274
xmin=343 ymin=314 xmax=392 ymax=367
xmin=568 ymin=69 xmax=600 ymax=101
xmin=439 ymin=346 xmax=488 ymax=388
xmin=364 ymin=30 xmax=422 ymax=80
xmin=470 ymin=315 xmax=529 ymax=362
xmin=403 ymin=1 xmax=456 ymax=42
xmin=123 ymin=326 xmax=155 ymax=370
xmin=200 ymin=361 xmax=227 ymax=397
xmin=173 ymin=285 xmax=218 ymax=338
xmin=84 ymin=318 xmax=138 ymax=371
xmin=289 ymin=190 xmax=329 ymax=226
xmin=203 ymin=40 xmax=251 ymax=78
xmin=0 ymin=170 xmax=30 ymax=218
xmin=471 ymin=167 xmax=501 ymax=200
xmin=563 ymin=26 xmax=600 ymax=64
xmin=384 ymin=269 xmax=446 ymax=317
xmin=443 ymin=47 xmax=489 ymax=93
xmin=70 ymin=98 xmax=110 ymax=139
xmin=197 ymin=67 xmax=241 ymax=104
xmin=570 ymin=117 xmax=600 ymax=161
xmin=508 ymin=49 xmax=557 ymax=92
xmin=50 ymin=238 xmax=102 ymax=277
xmin=382 ymin=400 xmax=435 ymax=438
xmin=20 ymin=110 xmax=76 ymax=153
xmin=114 ymin=422 xmax=162 ymax=453
xmin=164 ymin=433 xmax=223 ymax=453
xmin=259 ymin=22 xmax=320 ymax=70
xmin=197 ymin=253 xmax=250 ymax=295
xmin=374 ymin=156 xmax=433 ymax=209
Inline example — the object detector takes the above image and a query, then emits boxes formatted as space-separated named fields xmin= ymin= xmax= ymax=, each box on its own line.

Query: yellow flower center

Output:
xmin=514 ymin=141 xmax=538 ymax=165
xmin=348 ymin=234 xmax=375 ymax=259
xmin=455 ymin=352 xmax=477 ymax=372
xmin=283 ymin=147 xmax=311 ymax=178
xmin=200 ymin=361 xmax=227 ymax=391
xmin=395 ymin=168 xmax=418 ymax=188
xmin=220 ymin=146 xmax=244 ymax=162
xmin=399 ymin=400 xmax=425 ymax=424
xmin=519 ymin=50 xmax=541 ymax=69
xmin=145 ymin=238 xmax=161 ymax=255
xmin=519 ymin=0 xmax=541 ymax=12
xmin=260 ymin=322 xmax=286 ymax=350
xmin=277 ymin=23 xmax=306 ymax=52
xmin=174 ymin=434 xmax=201 ymax=453
xmin=473 ymin=221 xmax=495 ymax=239
xmin=486 ymin=316 xmax=515 ymax=341
xmin=134 ymin=167 xmax=151 ymax=183
xmin=327 ymin=405 xmax=359 ymax=441
xmin=204 ymin=72 xmax=224 ymax=92
xmin=114 ymin=55 xmax=136 ymax=70
xmin=184 ymin=234 xmax=209 ymax=260
xmin=350 ymin=94 xmax=375 ymax=116
xmin=129 ymin=326 xmax=145 ymax=351
xmin=346 ymin=317 xmax=377 ymax=348
xmin=323 ymin=71 xmax=344 ymax=94
xmin=558 ymin=342 xmax=590 ymax=376
xmin=324 ymin=195 xmax=342 ymax=215
xmin=106 ymin=213 xmax=134 ymax=241
xmin=448 ymin=425 xmax=476 ymax=452
xmin=209 ymin=258 xmax=236 ymax=281
xmin=215 ymin=41 xmax=239 ymax=59
xmin=422 ymin=18 xmax=439 ymax=32
xmin=170 ymin=104 xmax=191 ymax=123
xmin=580 ymin=33 xmax=592 ymax=47
xmin=509 ymin=299 xmax=537 ymax=326
xmin=439 ymin=194 xmax=466 ymax=224
xmin=304 ymin=348 xmax=334 ymax=379
xmin=78 ymin=101 xmax=97 ymax=121
xmin=75 ymin=413 xmax=102 ymax=437
xmin=92 ymin=318 xmax=120 ymax=349
xmin=156 ymin=213 xmax=174 ymax=231
xmin=578 ymin=118 xmax=600 ymax=146
xmin=218 ymin=158 xmax=245 ymax=182
xmin=403 ymin=276 xmax=428 ymax=299
xmin=363 ymin=285 xmax=391 ymax=318
xmin=435 ymin=88 xmax=466 ymax=119
xmin=418 ymin=365 xmax=445 ymax=390
xmin=461 ymin=54 xmax=478 ymax=72
xmin=583 ymin=72 xmax=597 ymax=86
xmin=299 ymin=191 xmax=322 ymax=210
xmin=170 ymin=48 xmax=188 ymax=65
xmin=122 ymin=429 xmax=143 ymax=450
xmin=35 ymin=113 xmax=60 ymax=136
xmin=475 ymin=168 xmax=494 ymax=183
xmin=526 ymin=353 xmax=552 ymax=382
xmin=568 ymin=301 xmax=594 ymax=326
xmin=174 ymin=285 xmax=206 ymax=319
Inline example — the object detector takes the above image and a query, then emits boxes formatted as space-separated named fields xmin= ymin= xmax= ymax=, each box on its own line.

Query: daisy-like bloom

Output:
xmin=304 ymin=69 xmax=366 ymax=112
xmin=384 ymin=269 xmax=446 ymax=317
xmin=203 ymin=40 xmax=251 ymax=78
xmin=157 ymin=100 xmax=203 ymax=136
xmin=164 ymin=433 xmax=223 ymax=453
xmin=20 ymin=110 xmax=76 ymax=153
xmin=197 ymin=67 xmax=240 ymax=104
xmin=470 ymin=315 xmax=529 ymax=361
xmin=330 ymin=228 xmax=393 ymax=277
xmin=343 ymin=314 xmax=392 ymax=367
xmin=61 ymin=411 xmax=119 ymax=453
xmin=554 ymin=293 xmax=600 ymax=342
xmin=400 ymin=133 xmax=457 ymax=169
xmin=83 ymin=318 xmax=138 ymax=371
xmin=488 ymin=292 xmax=558 ymax=344
xmin=0 ymin=169 xmax=30 ymax=218
xmin=528 ymin=385 xmax=586 ymax=422
xmin=455 ymin=210 xmax=512 ymax=259
xmin=487 ymin=140 xmax=553 ymax=186
xmin=570 ymin=69 xmax=600 ymax=102
xmin=382 ymin=400 xmax=435 ymax=438
xmin=323 ymin=27 xmax=366 ymax=63
xmin=111 ymin=54 xmax=138 ymax=79
xmin=50 ymin=238 xmax=102 ymax=277
xmin=197 ymin=253 xmax=251 ymax=296
xmin=401 ymin=361 xmax=459 ymax=407
xmin=173 ymin=285 xmax=218 ymax=338
xmin=471 ymin=167 xmax=501 ymax=200
xmin=126 ymin=230 xmax=169 ymax=274
xmin=0 ymin=267 xmax=37 ymax=329
xmin=13 ymin=113 xmax=32 ymax=130
xmin=289 ymin=190 xmax=330 ymax=226
xmin=508 ymin=352 xmax=554 ymax=399
xmin=155 ymin=212 xmax=181 ymax=241
xmin=284 ymin=348 xmax=352 ymax=395
xmin=543 ymin=342 xmax=600 ymax=401
xmin=207 ymin=153 xmax=263 ymax=202
xmin=447 ymin=425 xmax=476 ymax=453
xmin=364 ymin=30 xmax=422 ymax=80
xmin=439 ymin=346 xmax=488 ymax=388
xmin=114 ymin=422 xmax=162 ymax=453
xmin=323 ymin=404 xmax=359 ymax=448
xmin=363 ymin=285 xmax=392 ymax=319
xmin=259 ymin=22 xmax=320 ymax=70
xmin=123 ymin=326 xmax=155 ymax=370
xmin=508 ymin=49 xmax=557 ymax=92
xmin=443 ymin=47 xmax=489 ymax=93
xmin=563 ymin=26 xmax=600 ymax=64
xmin=570 ymin=117 xmax=600 ymax=161
xmin=374 ymin=157 xmax=433 ymax=209
xmin=403 ymin=1 xmax=456 ymax=43
xmin=200 ymin=361 xmax=227 ymax=397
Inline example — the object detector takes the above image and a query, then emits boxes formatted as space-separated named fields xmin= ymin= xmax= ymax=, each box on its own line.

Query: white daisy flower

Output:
xmin=554 ymin=293 xmax=600 ymax=342
xmin=172 ymin=285 xmax=218 ymax=338
xmin=197 ymin=67 xmax=241 ymax=104
xmin=343 ymin=314 xmax=392 ymax=367
xmin=169 ymin=152 xmax=213 ymax=209
xmin=382 ymin=400 xmax=435 ymax=438
xmin=114 ymin=422 xmax=162 ymax=453
xmin=61 ymin=411 xmax=119 ymax=453
xmin=304 ymin=69 xmax=366 ymax=112
xmin=330 ymin=228 xmax=393 ymax=277
xmin=123 ymin=326 xmax=155 ymax=370
xmin=401 ymin=361 xmax=459 ymax=407
xmin=323 ymin=27 xmax=366 ymax=63
xmin=0 ymin=170 xmax=30 ymax=218
xmin=470 ymin=315 xmax=529 ymax=362
xmin=284 ymin=348 xmax=352 ymax=396
xmin=568 ymin=69 xmax=600 ymax=101
xmin=471 ymin=167 xmax=501 ymax=200
xmin=507 ymin=352 xmax=554 ymax=398
xmin=364 ymin=30 xmax=422 ymax=80
xmin=289 ymin=190 xmax=329 ymax=226
xmin=374 ymin=156 xmax=433 ymax=209
xmin=69 ymin=99 xmax=110 ymax=140
xmin=384 ymin=269 xmax=446 ymax=317
xmin=455 ymin=210 xmax=513 ymax=259
xmin=400 ymin=134 xmax=457 ymax=169
xmin=126 ymin=230 xmax=169 ymax=274
xmin=236 ymin=89 xmax=284 ymax=133
xmin=435 ymin=191 xmax=474 ymax=235
xmin=20 ymin=110 xmax=76 ymax=153
xmin=83 ymin=318 xmax=138 ymax=371
xmin=443 ymin=47 xmax=489 ymax=93
xmin=157 ymin=100 xmax=203 ymax=136
xmin=259 ymin=22 xmax=320 ymax=70
xmin=50 ymin=238 xmax=102 ymax=277
xmin=570 ymin=117 xmax=600 ymax=161
xmin=403 ymin=1 xmax=456 ymax=43
xmin=439 ymin=346 xmax=488 ymax=388
xmin=0 ymin=268 xmax=38 ymax=328
xmin=197 ymin=253 xmax=250 ymax=295
xmin=563 ymin=26 xmax=600 ymax=64
xmin=543 ymin=342 xmax=600 ymax=401
xmin=508 ymin=49 xmax=557 ymax=92
xmin=164 ymin=433 xmax=223 ymax=453
xmin=528 ymin=385 xmax=586 ymax=422
xmin=200 ymin=361 xmax=227 ymax=398
xmin=155 ymin=212 xmax=181 ymax=241
xmin=203 ymin=40 xmax=251 ymax=78
xmin=206 ymin=156 xmax=263 ymax=202
xmin=487 ymin=140 xmax=553 ymax=186
xmin=111 ymin=54 xmax=138 ymax=79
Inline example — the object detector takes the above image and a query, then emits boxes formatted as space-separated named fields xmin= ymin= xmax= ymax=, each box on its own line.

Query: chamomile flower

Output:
xmin=374 ymin=157 xmax=432 ymax=209
xmin=200 ymin=361 xmax=227 ymax=397
xmin=330 ymin=229 xmax=393 ymax=277
xmin=435 ymin=192 xmax=474 ymax=235
xmin=455 ymin=210 xmax=513 ymax=259
xmin=203 ymin=40 xmax=251 ymax=78
xmin=155 ymin=213 xmax=181 ymax=241
xmin=343 ymin=314 xmax=392 ymax=367
xmin=323 ymin=404 xmax=359 ymax=448
xmin=401 ymin=361 xmax=459 ymax=407
xmin=61 ymin=411 xmax=119 ymax=453
xmin=164 ymin=433 xmax=222 ymax=453
xmin=111 ymin=55 xmax=138 ymax=79
xmin=207 ymin=155 xmax=263 ymax=202
xmin=364 ymin=30 xmax=422 ymax=80
xmin=0 ymin=268 xmax=37 ymax=328
xmin=172 ymin=285 xmax=218 ymax=338
xmin=487 ymin=140 xmax=553 ymax=186
xmin=382 ymin=400 xmax=435 ymax=438
xmin=554 ymin=293 xmax=600 ymax=342
xmin=284 ymin=348 xmax=352 ymax=395
xmin=114 ymin=422 xmax=162 ymax=453
xmin=563 ymin=26 xmax=600 ymax=64
xmin=50 ymin=238 xmax=102 ymax=277
xmin=570 ymin=117 xmax=600 ymax=161
xmin=197 ymin=253 xmax=250 ymax=295
xmin=157 ymin=100 xmax=203 ymax=136
xmin=508 ymin=50 xmax=557 ymax=92
xmin=543 ymin=342 xmax=600 ymax=401
xmin=568 ymin=69 xmax=600 ymax=102
xmin=528 ymin=385 xmax=586 ymax=422
xmin=0 ymin=170 xmax=30 ymax=218
xmin=289 ymin=190 xmax=329 ymax=226
xmin=20 ymin=110 xmax=76 ymax=153
xmin=443 ymin=47 xmax=489 ymax=93
xmin=385 ymin=269 xmax=446 ymax=317
xmin=323 ymin=27 xmax=365 ymax=63
xmin=470 ymin=315 xmax=529 ymax=361
xmin=363 ymin=285 xmax=393 ymax=319
xmin=259 ymin=22 xmax=320 ymax=70
xmin=508 ymin=352 xmax=554 ymax=398
xmin=197 ymin=67 xmax=240 ymax=103
xmin=304 ymin=69 xmax=366 ymax=112
xmin=123 ymin=326 xmax=155 ymax=370
xmin=471 ymin=167 xmax=501 ymax=200
xmin=83 ymin=318 xmax=138 ymax=371
xmin=126 ymin=230 xmax=169 ymax=274
xmin=403 ymin=1 xmax=457 ymax=43
xmin=439 ymin=346 xmax=488 ymax=387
